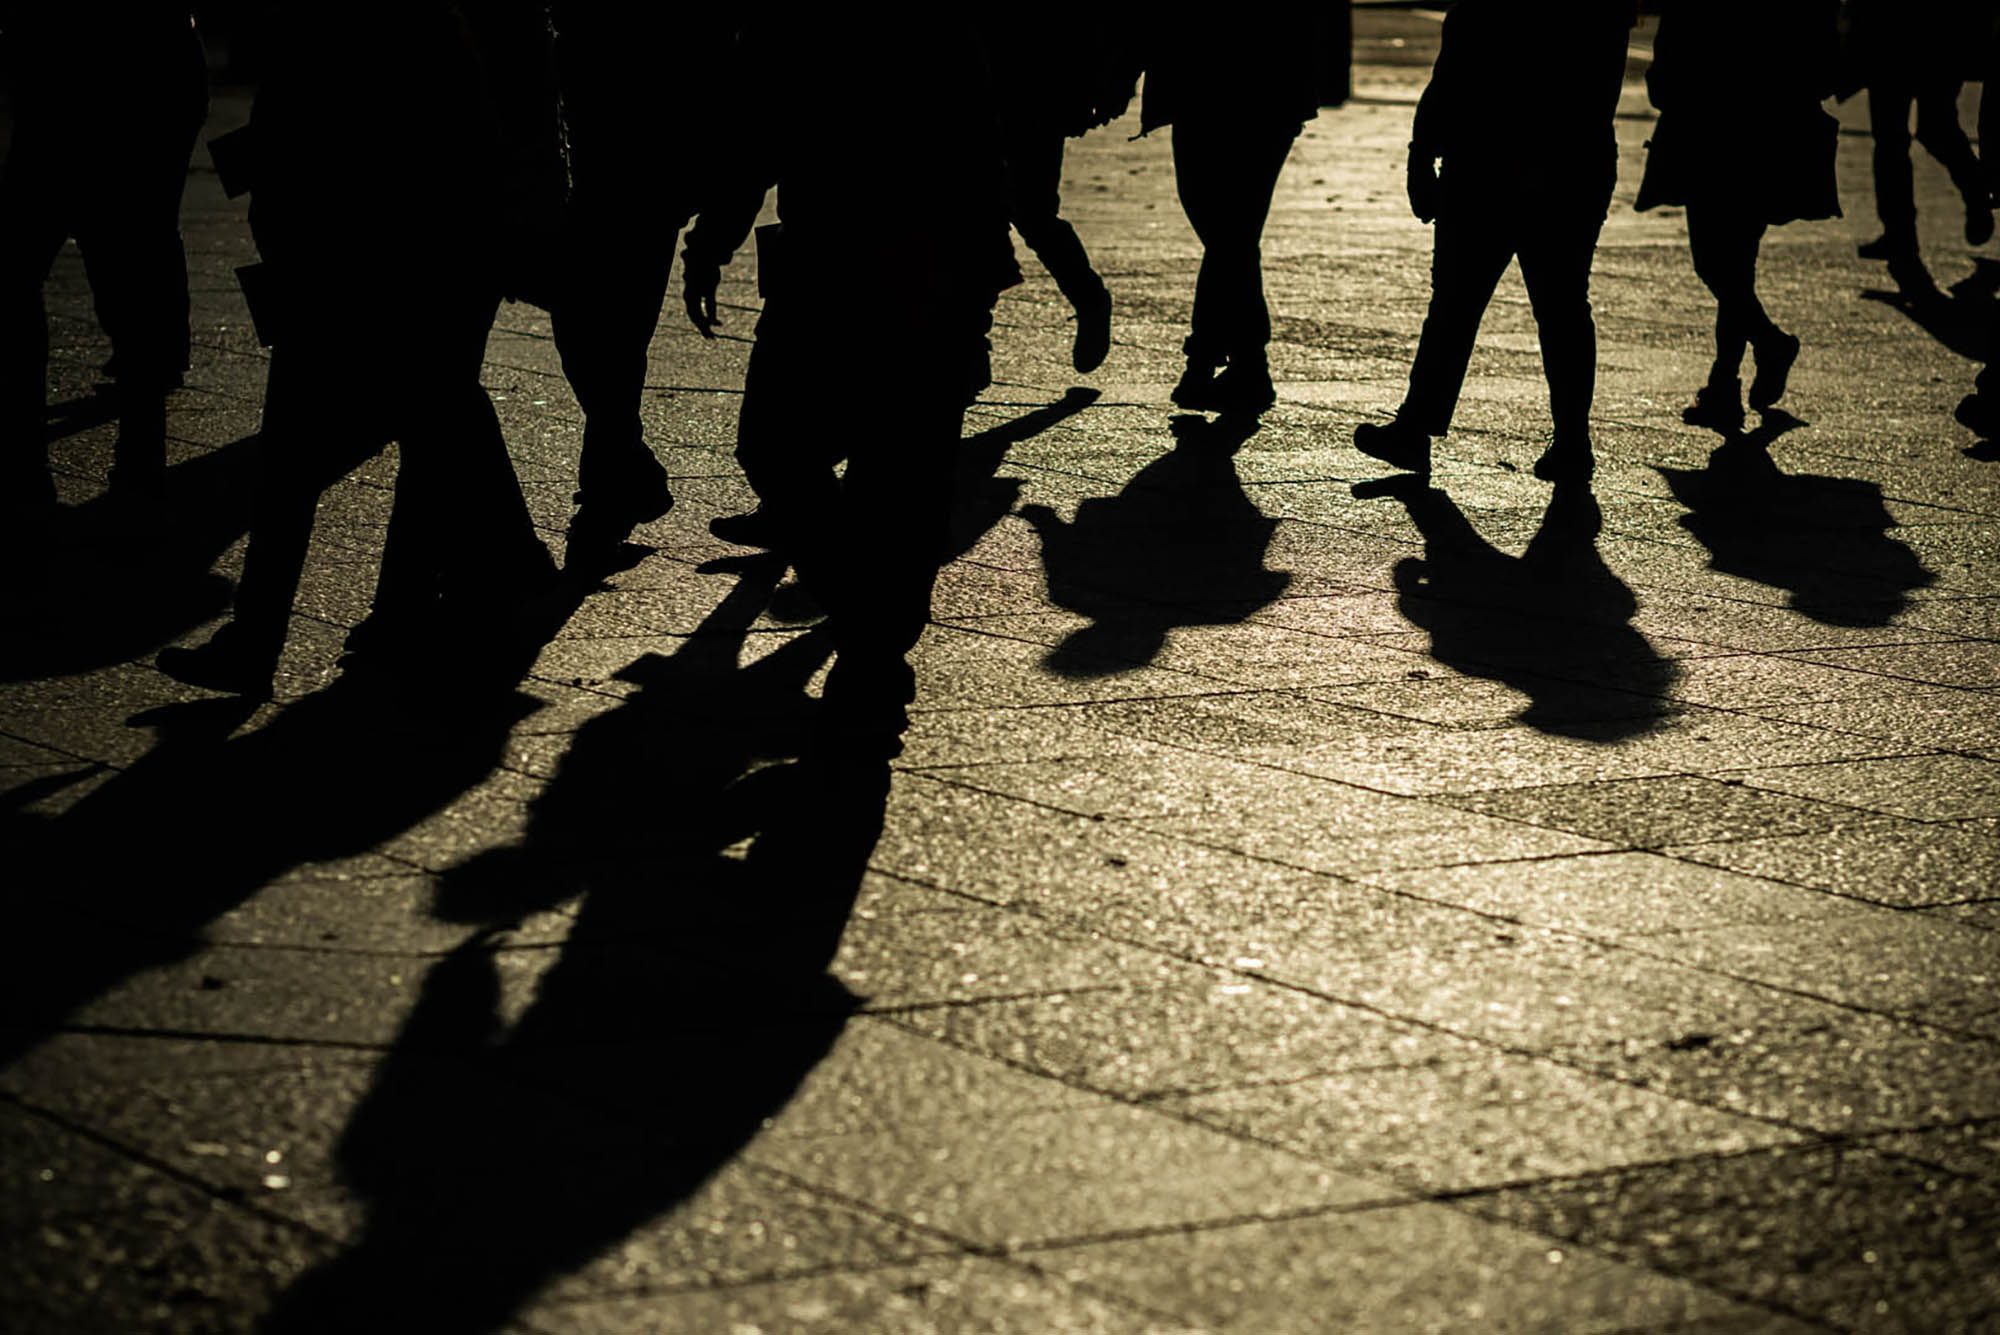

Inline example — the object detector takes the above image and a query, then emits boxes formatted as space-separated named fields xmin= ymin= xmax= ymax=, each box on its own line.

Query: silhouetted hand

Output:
xmin=1406 ymin=147 xmax=1440 ymax=224
xmin=683 ymin=252 xmax=721 ymax=338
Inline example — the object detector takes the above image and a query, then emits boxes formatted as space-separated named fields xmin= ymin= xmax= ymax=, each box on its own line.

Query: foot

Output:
xmin=1072 ymin=289 xmax=1112 ymax=374
xmin=1857 ymin=232 xmax=1916 ymax=261
xmin=1205 ymin=361 xmax=1277 ymax=417
xmin=574 ymin=443 xmax=673 ymax=530
xmin=1170 ymin=361 xmax=1220 ymax=411
xmin=157 ymin=627 xmax=277 ymax=699
xmin=1352 ymin=418 xmax=1432 ymax=475
xmin=1531 ymin=436 xmax=1594 ymax=484
xmin=709 ymin=506 xmax=789 ymax=550
xmin=1682 ymin=378 xmax=1744 ymax=433
xmin=1747 ymin=331 xmax=1799 ymax=410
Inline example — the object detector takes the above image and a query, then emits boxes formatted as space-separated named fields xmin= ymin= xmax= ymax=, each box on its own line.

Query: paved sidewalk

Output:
xmin=6 ymin=28 xmax=2000 ymax=1335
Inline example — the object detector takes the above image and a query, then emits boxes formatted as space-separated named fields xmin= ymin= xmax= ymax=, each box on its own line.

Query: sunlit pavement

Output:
xmin=6 ymin=29 xmax=2000 ymax=1335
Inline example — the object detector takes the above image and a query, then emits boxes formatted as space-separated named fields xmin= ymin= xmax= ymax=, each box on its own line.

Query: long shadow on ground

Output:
xmin=1659 ymin=412 xmax=1936 ymax=626
xmin=2 ymin=434 xmax=260 ymax=680
xmin=1354 ymin=477 xmax=1681 ymax=740
xmin=0 ymin=586 xmax=587 ymax=1069
xmin=252 ymin=391 xmax=1093 ymax=1333
xmin=1022 ymin=412 xmax=1292 ymax=675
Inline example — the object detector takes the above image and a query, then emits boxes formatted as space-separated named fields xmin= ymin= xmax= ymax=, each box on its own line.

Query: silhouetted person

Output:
xmin=1148 ymin=22 xmax=1319 ymax=417
xmin=980 ymin=15 xmax=1140 ymax=374
xmin=0 ymin=10 xmax=207 ymax=517
xmin=1352 ymin=0 xmax=1633 ymax=484
xmin=1849 ymin=0 xmax=1992 ymax=263
xmin=156 ymin=5 xmax=556 ymax=698
xmin=548 ymin=10 xmax=741 ymax=557
xmin=1638 ymin=0 xmax=1841 ymax=434
xmin=687 ymin=16 xmax=1020 ymax=752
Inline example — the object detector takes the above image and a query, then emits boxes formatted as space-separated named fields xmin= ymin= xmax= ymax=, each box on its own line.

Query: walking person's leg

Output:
xmin=1005 ymin=124 xmax=1112 ymax=373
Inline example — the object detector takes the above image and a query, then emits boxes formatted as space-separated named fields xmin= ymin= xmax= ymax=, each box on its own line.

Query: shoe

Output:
xmin=575 ymin=441 xmax=673 ymax=529
xmin=157 ymin=628 xmax=276 ymax=699
xmin=1857 ymin=232 xmax=1916 ymax=261
xmin=1531 ymin=436 xmax=1594 ymax=484
xmin=708 ymin=506 xmax=788 ymax=550
xmin=1352 ymin=418 xmax=1432 ymax=475
xmin=1072 ymin=289 xmax=1112 ymax=374
xmin=1682 ymin=378 xmax=1743 ymax=433
xmin=1747 ymin=331 xmax=1799 ymax=410
xmin=1205 ymin=361 xmax=1277 ymax=417
xmin=1956 ymin=391 xmax=2000 ymax=438
xmin=1170 ymin=361 xmax=1220 ymax=411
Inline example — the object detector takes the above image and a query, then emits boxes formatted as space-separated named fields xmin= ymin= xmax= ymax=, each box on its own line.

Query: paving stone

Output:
xmin=1718 ymin=751 xmax=2000 ymax=822
xmin=1042 ymin=1197 xmax=1811 ymax=1334
xmin=1664 ymin=817 xmax=2000 ymax=907
xmin=1467 ymin=1143 xmax=2000 ymax=1334
xmin=1440 ymin=774 xmax=1859 ymax=848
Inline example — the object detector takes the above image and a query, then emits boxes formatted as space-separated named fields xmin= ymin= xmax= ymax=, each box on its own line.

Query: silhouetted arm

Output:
xmin=680 ymin=177 xmax=771 ymax=338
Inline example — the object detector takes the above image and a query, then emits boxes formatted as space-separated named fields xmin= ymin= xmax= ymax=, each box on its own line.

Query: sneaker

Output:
xmin=1072 ymin=289 xmax=1112 ymax=374
xmin=1682 ymin=378 xmax=1743 ymax=433
xmin=1352 ymin=418 xmax=1432 ymax=475
xmin=1531 ymin=436 xmax=1594 ymax=484
xmin=1747 ymin=331 xmax=1799 ymax=410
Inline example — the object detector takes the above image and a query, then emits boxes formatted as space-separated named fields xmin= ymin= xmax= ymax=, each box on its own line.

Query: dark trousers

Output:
xmin=229 ymin=285 xmax=546 ymax=664
xmin=1172 ymin=118 xmax=1298 ymax=368
xmin=736 ymin=296 xmax=965 ymax=672
xmin=1686 ymin=203 xmax=1776 ymax=385
xmin=1003 ymin=125 xmax=1105 ymax=312
xmin=1869 ymin=79 xmax=1984 ymax=238
xmin=547 ymin=8 xmax=694 ymax=483
xmin=1403 ymin=181 xmax=1608 ymax=438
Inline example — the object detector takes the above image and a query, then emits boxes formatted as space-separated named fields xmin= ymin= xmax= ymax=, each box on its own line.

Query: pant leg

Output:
xmin=1004 ymin=125 xmax=1104 ymax=311
xmin=1685 ymin=203 xmax=1771 ymax=383
xmin=1172 ymin=118 xmax=1297 ymax=366
xmin=732 ymin=299 xmax=843 ymax=526
xmin=72 ymin=29 xmax=207 ymax=390
xmin=1869 ymin=84 xmax=1919 ymax=240
xmin=385 ymin=290 xmax=548 ymax=610
xmin=1516 ymin=189 xmax=1610 ymax=441
xmin=548 ymin=10 xmax=688 ymax=469
xmin=1913 ymin=78 xmax=1985 ymax=197
xmin=1401 ymin=205 xmax=1516 ymax=435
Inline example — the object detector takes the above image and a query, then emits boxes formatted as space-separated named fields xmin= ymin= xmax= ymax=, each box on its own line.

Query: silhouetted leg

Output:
xmin=1005 ymin=127 xmax=1105 ymax=312
xmin=1686 ymin=205 xmax=1774 ymax=387
xmin=384 ymin=293 xmax=550 ymax=619
xmin=1172 ymin=118 xmax=1295 ymax=368
xmin=1868 ymin=84 xmax=1920 ymax=250
xmin=199 ymin=348 xmax=382 ymax=686
xmin=1914 ymin=80 xmax=1982 ymax=192
xmin=1401 ymin=214 xmax=1514 ymax=435
xmin=731 ymin=302 xmax=843 ymax=542
xmin=549 ymin=8 xmax=683 ymax=519
xmin=1517 ymin=201 xmax=1607 ymax=443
